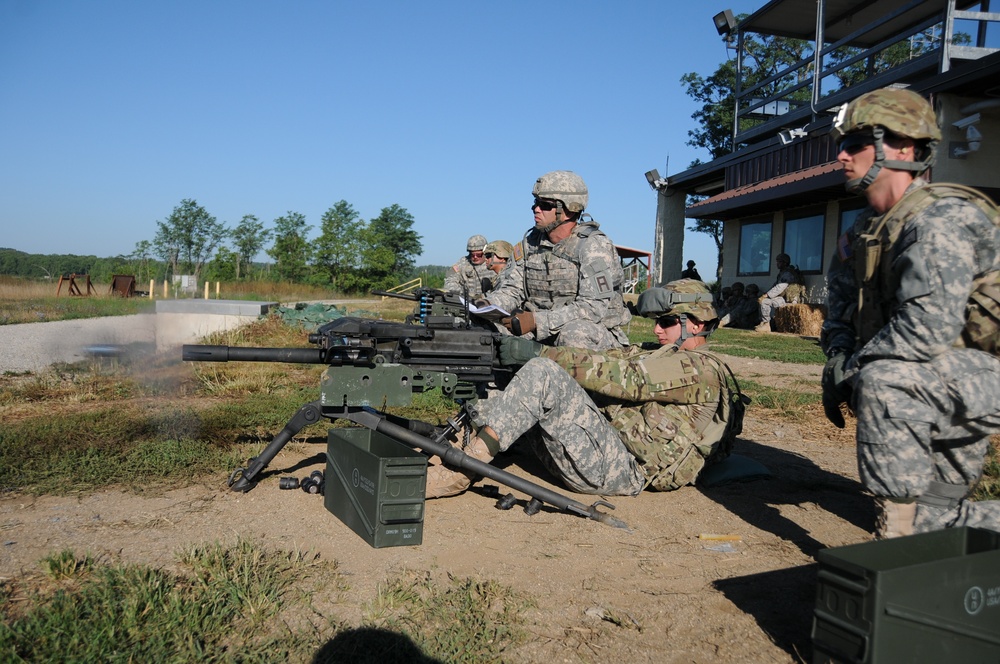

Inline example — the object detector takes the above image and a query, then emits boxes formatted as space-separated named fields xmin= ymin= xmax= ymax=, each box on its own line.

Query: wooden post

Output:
xmin=149 ymin=279 xmax=155 ymax=298
xmin=215 ymin=282 xmax=220 ymax=299
xmin=203 ymin=281 xmax=209 ymax=299
xmin=163 ymin=280 xmax=168 ymax=298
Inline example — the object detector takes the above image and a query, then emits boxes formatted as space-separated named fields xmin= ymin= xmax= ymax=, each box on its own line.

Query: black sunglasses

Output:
xmin=838 ymin=133 xmax=874 ymax=156
xmin=532 ymin=198 xmax=558 ymax=212
xmin=655 ymin=315 xmax=680 ymax=328
xmin=484 ymin=252 xmax=507 ymax=260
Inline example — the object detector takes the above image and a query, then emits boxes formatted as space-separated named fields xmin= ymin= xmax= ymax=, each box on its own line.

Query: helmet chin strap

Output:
xmin=846 ymin=127 xmax=936 ymax=194
xmin=536 ymin=202 xmax=573 ymax=234
xmin=670 ymin=314 xmax=716 ymax=349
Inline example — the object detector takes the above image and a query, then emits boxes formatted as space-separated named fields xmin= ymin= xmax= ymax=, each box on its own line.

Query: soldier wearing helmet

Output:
xmin=444 ymin=234 xmax=492 ymax=299
xmin=481 ymin=240 xmax=515 ymax=292
xmin=480 ymin=170 xmax=632 ymax=350
xmin=822 ymin=86 xmax=1000 ymax=538
xmin=425 ymin=279 xmax=748 ymax=498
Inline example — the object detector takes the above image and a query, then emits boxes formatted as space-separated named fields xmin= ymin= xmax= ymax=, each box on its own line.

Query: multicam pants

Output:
xmin=854 ymin=349 xmax=1000 ymax=533
xmin=474 ymin=357 xmax=644 ymax=496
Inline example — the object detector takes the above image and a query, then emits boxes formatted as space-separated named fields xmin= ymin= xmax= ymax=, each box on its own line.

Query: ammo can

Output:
xmin=324 ymin=427 xmax=427 ymax=548
xmin=812 ymin=526 xmax=1000 ymax=663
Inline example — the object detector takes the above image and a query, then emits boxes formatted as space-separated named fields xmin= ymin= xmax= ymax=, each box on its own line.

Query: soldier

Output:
xmin=482 ymin=240 xmax=514 ymax=292
xmin=822 ymin=86 xmax=1000 ymax=538
xmin=480 ymin=171 xmax=631 ymax=350
xmin=681 ymin=260 xmax=703 ymax=281
xmin=444 ymin=234 xmax=492 ymax=299
xmin=426 ymin=279 xmax=746 ymax=498
xmin=755 ymin=253 xmax=805 ymax=332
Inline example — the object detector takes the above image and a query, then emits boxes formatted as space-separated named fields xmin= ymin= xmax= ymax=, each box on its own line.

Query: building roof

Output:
xmin=686 ymin=162 xmax=849 ymax=220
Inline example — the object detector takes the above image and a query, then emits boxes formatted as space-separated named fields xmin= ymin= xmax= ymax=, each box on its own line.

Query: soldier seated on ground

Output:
xmin=482 ymin=240 xmax=514 ymax=293
xmin=425 ymin=279 xmax=746 ymax=499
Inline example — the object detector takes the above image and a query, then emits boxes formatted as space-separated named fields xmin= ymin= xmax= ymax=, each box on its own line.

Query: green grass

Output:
xmin=0 ymin=296 xmax=155 ymax=325
xmin=0 ymin=539 xmax=530 ymax=663
xmin=626 ymin=317 xmax=826 ymax=365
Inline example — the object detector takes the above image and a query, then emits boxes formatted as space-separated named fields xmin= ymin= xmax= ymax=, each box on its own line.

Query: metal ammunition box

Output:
xmin=325 ymin=428 xmax=427 ymax=548
xmin=812 ymin=526 xmax=1000 ymax=663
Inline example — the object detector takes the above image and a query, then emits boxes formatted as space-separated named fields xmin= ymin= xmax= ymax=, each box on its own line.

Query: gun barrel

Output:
xmin=182 ymin=345 xmax=325 ymax=364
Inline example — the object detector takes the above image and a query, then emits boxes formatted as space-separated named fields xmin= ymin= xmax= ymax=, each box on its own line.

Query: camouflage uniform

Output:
xmin=444 ymin=257 xmax=492 ymax=299
xmin=472 ymin=336 xmax=739 ymax=495
xmin=759 ymin=257 xmax=803 ymax=324
xmin=825 ymin=179 xmax=1000 ymax=532
xmin=487 ymin=223 xmax=632 ymax=350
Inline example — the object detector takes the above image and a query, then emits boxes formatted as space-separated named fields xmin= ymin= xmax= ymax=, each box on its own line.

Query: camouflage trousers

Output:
xmin=758 ymin=296 xmax=787 ymax=323
xmin=474 ymin=357 xmax=645 ymax=496
xmin=854 ymin=350 xmax=1000 ymax=533
xmin=493 ymin=318 xmax=625 ymax=351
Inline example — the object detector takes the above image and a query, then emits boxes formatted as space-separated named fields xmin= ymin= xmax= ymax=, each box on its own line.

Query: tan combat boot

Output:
xmin=424 ymin=430 xmax=496 ymax=499
xmin=875 ymin=498 xmax=917 ymax=539
xmin=754 ymin=321 xmax=771 ymax=333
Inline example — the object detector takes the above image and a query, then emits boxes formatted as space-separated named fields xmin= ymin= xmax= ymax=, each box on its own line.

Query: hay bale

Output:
xmin=773 ymin=303 xmax=826 ymax=337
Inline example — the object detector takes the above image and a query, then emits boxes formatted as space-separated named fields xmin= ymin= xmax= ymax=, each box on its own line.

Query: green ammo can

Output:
xmin=812 ymin=526 xmax=1000 ymax=663
xmin=324 ymin=427 xmax=428 ymax=548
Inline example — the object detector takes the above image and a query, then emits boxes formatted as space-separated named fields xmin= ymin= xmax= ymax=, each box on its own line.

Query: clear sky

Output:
xmin=1 ymin=0 xmax=766 ymax=279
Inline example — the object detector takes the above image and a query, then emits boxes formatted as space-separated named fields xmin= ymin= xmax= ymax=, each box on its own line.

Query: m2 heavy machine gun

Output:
xmin=182 ymin=289 xmax=627 ymax=546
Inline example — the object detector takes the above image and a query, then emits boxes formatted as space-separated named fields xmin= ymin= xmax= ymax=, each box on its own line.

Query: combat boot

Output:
xmin=754 ymin=321 xmax=771 ymax=333
xmin=425 ymin=427 xmax=498 ymax=499
xmin=875 ymin=497 xmax=917 ymax=539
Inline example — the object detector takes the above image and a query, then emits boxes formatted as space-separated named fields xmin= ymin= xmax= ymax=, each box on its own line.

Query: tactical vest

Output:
xmin=783 ymin=266 xmax=806 ymax=303
xmin=518 ymin=222 xmax=629 ymax=330
xmin=853 ymin=183 xmax=1000 ymax=354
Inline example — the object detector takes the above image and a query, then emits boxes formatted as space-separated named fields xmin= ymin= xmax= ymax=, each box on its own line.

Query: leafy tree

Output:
xmin=266 ymin=211 xmax=313 ymax=283
xmin=680 ymin=24 xmax=810 ymax=279
xmin=203 ymin=246 xmax=238 ymax=282
xmin=314 ymin=200 xmax=363 ymax=292
xmin=152 ymin=199 xmax=227 ymax=281
xmin=231 ymin=214 xmax=270 ymax=280
xmin=362 ymin=204 xmax=422 ymax=287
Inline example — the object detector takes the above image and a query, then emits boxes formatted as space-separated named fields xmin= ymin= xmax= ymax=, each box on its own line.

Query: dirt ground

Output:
xmin=0 ymin=354 xmax=869 ymax=663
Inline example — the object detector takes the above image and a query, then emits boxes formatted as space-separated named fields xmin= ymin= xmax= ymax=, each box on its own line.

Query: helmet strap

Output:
xmin=848 ymin=127 xmax=937 ymax=194
xmin=536 ymin=202 xmax=573 ymax=234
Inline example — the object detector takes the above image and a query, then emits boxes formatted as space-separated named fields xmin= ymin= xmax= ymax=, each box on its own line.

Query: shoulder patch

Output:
xmin=512 ymin=241 xmax=525 ymax=263
xmin=837 ymin=232 xmax=852 ymax=261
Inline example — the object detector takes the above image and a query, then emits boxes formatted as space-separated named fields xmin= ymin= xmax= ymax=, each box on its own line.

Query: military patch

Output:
xmin=513 ymin=241 xmax=525 ymax=263
xmin=452 ymin=264 xmax=461 ymax=273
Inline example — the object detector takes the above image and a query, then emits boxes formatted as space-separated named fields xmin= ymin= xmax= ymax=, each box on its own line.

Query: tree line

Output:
xmin=2 ymin=199 xmax=448 ymax=293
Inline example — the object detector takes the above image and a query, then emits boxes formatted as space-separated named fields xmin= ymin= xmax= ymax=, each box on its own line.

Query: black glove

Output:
xmin=822 ymin=353 xmax=852 ymax=429
xmin=498 ymin=336 xmax=543 ymax=366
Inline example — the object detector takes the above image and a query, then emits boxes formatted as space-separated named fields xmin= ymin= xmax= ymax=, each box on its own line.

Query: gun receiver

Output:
xmin=181 ymin=288 xmax=627 ymax=533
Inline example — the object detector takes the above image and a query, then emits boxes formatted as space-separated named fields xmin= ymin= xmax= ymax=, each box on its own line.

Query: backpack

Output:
xmin=855 ymin=183 xmax=1000 ymax=355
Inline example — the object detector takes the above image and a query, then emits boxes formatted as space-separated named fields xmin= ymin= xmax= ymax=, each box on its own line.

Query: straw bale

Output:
xmin=773 ymin=303 xmax=826 ymax=337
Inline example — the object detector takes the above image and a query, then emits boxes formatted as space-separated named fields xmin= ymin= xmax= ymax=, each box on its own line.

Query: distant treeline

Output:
xmin=0 ymin=247 xmax=449 ymax=292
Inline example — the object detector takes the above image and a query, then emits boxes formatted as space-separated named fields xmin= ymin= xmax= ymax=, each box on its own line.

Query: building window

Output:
xmin=839 ymin=204 xmax=866 ymax=236
xmin=738 ymin=220 xmax=772 ymax=276
xmin=784 ymin=211 xmax=824 ymax=273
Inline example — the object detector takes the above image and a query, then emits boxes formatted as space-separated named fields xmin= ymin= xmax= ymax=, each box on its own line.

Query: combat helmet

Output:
xmin=484 ymin=240 xmax=513 ymax=259
xmin=831 ymin=87 xmax=940 ymax=193
xmin=532 ymin=171 xmax=588 ymax=213
xmin=637 ymin=279 xmax=718 ymax=347
xmin=466 ymin=234 xmax=487 ymax=252
xmin=637 ymin=279 xmax=717 ymax=321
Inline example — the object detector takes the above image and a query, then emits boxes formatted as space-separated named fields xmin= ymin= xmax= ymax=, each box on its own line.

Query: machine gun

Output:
xmin=182 ymin=289 xmax=627 ymax=533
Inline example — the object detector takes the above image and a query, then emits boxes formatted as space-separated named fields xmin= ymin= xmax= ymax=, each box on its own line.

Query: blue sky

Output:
xmin=1 ymin=0 xmax=766 ymax=278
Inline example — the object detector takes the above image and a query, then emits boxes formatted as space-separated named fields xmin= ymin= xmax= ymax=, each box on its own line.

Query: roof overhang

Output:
xmin=740 ymin=0 xmax=981 ymax=47
xmin=686 ymin=162 xmax=851 ymax=220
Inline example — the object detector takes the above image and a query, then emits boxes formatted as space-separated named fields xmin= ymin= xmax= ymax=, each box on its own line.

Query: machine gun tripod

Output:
xmin=182 ymin=294 xmax=628 ymax=532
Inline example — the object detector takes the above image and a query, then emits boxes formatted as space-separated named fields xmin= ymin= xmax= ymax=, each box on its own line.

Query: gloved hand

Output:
xmin=822 ymin=353 xmax=852 ymax=429
xmin=501 ymin=311 xmax=536 ymax=336
xmin=498 ymin=336 xmax=543 ymax=366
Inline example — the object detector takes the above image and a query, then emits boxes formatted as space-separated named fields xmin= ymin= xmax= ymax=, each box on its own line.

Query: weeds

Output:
xmin=1 ymin=541 xmax=527 ymax=663
xmin=0 ymin=538 xmax=343 ymax=662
